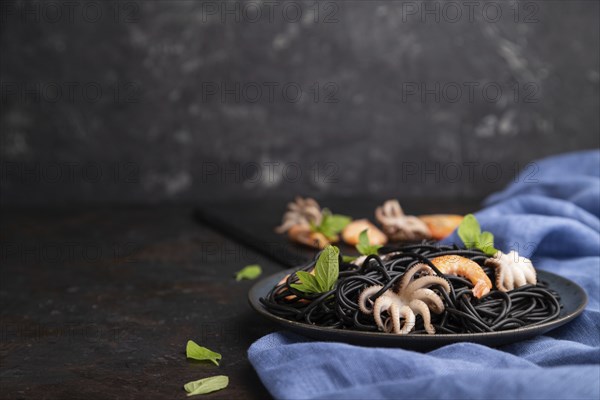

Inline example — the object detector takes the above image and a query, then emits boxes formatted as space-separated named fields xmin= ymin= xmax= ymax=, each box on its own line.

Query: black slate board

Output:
xmin=194 ymin=197 xmax=482 ymax=268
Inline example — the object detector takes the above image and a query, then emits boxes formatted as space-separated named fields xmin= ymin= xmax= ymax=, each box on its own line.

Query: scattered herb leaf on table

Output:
xmin=184 ymin=375 xmax=229 ymax=397
xmin=235 ymin=264 xmax=262 ymax=281
xmin=186 ymin=340 xmax=221 ymax=366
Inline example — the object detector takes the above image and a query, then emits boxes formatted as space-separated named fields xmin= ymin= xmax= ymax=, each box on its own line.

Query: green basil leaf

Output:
xmin=342 ymin=255 xmax=358 ymax=263
xmin=356 ymin=229 xmax=382 ymax=256
xmin=479 ymin=231 xmax=498 ymax=256
xmin=291 ymin=246 xmax=340 ymax=293
xmin=457 ymin=214 xmax=499 ymax=256
xmin=355 ymin=242 xmax=368 ymax=255
xmin=457 ymin=214 xmax=481 ymax=249
xmin=314 ymin=245 xmax=339 ymax=292
xmin=290 ymin=284 xmax=311 ymax=293
xmin=235 ymin=264 xmax=262 ymax=281
xmin=317 ymin=226 xmax=337 ymax=241
xmin=289 ymin=283 xmax=311 ymax=293
xmin=296 ymin=271 xmax=320 ymax=288
xmin=186 ymin=340 xmax=221 ymax=366
xmin=358 ymin=229 xmax=370 ymax=250
xmin=326 ymin=214 xmax=352 ymax=232
xmin=184 ymin=375 xmax=229 ymax=396
xmin=291 ymin=271 xmax=321 ymax=293
xmin=364 ymin=245 xmax=382 ymax=256
xmin=313 ymin=210 xmax=351 ymax=240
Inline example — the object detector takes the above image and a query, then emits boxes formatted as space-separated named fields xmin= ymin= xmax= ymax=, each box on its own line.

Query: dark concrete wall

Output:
xmin=1 ymin=0 xmax=598 ymax=205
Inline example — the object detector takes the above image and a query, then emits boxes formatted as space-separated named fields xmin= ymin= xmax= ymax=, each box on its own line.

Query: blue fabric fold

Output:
xmin=249 ymin=150 xmax=600 ymax=400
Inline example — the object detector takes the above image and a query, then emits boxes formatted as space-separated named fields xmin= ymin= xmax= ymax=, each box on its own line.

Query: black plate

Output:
xmin=248 ymin=269 xmax=587 ymax=350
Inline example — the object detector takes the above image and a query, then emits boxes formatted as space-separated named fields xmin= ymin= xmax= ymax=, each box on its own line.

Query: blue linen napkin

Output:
xmin=249 ymin=150 xmax=600 ymax=400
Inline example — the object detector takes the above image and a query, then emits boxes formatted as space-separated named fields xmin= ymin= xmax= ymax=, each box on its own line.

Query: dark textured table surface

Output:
xmin=1 ymin=206 xmax=279 ymax=399
xmin=0 ymin=199 xmax=481 ymax=399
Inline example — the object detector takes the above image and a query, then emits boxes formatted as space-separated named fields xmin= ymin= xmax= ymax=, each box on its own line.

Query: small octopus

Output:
xmin=484 ymin=250 xmax=537 ymax=292
xmin=375 ymin=200 xmax=432 ymax=242
xmin=275 ymin=197 xmax=323 ymax=233
xmin=275 ymin=197 xmax=329 ymax=248
xmin=358 ymin=264 xmax=450 ymax=334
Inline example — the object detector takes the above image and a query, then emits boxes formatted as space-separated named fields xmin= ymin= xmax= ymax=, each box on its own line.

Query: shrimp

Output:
xmin=418 ymin=214 xmax=463 ymax=240
xmin=342 ymin=219 xmax=387 ymax=246
xmin=287 ymin=225 xmax=329 ymax=249
xmin=430 ymin=255 xmax=492 ymax=298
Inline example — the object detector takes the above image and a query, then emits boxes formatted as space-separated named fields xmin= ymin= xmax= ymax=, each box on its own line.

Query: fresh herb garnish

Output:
xmin=310 ymin=209 xmax=351 ymax=240
xmin=291 ymin=245 xmax=339 ymax=294
xmin=186 ymin=340 xmax=222 ymax=366
xmin=235 ymin=264 xmax=262 ymax=281
xmin=184 ymin=375 xmax=229 ymax=396
xmin=356 ymin=229 xmax=382 ymax=256
xmin=342 ymin=255 xmax=358 ymax=263
xmin=457 ymin=214 xmax=498 ymax=256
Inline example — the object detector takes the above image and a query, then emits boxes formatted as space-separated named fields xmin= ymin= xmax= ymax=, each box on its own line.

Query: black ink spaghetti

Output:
xmin=259 ymin=243 xmax=562 ymax=334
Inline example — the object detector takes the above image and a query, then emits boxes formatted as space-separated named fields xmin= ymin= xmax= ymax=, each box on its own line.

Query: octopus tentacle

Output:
xmin=373 ymin=295 xmax=394 ymax=332
xmin=398 ymin=305 xmax=416 ymax=334
xmin=405 ymin=275 xmax=451 ymax=295
xmin=411 ymin=288 xmax=445 ymax=314
xmin=358 ymin=264 xmax=450 ymax=335
xmin=513 ymin=266 xmax=527 ymax=288
xmin=409 ymin=299 xmax=435 ymax=334
xmin=388 ymin=304 xmax=402 ymax=334
xmin=375 ymin=199 xmax=432 ymax=242
xmin=358 ymin=285 xmax=384 ymax=314
xmin=524 ymin=267 xmax=537 ymax=284
xmin=492 ymin=257 xmax=509 ymax=291
xmin=396 ymin=263 xmax=433 ymax=293
xmin=485 ymin=250 xmax=537 ymax=292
